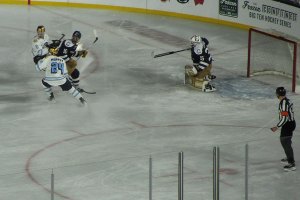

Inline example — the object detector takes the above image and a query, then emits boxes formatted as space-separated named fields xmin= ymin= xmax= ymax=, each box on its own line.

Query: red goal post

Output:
xmin=247 ymin=28 xmax=299 ymax=92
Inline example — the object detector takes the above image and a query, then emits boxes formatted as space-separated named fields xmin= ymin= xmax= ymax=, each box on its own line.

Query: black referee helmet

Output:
xmin=276 ymin=87 xmax=286 ymax=97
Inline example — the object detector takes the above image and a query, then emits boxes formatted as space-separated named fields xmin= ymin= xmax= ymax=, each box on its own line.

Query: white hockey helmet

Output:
xmin=190 ymin=35 xmax=202 ymax=45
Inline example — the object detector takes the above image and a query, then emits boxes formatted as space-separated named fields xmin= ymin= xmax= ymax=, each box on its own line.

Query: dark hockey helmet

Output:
xmin=276 ymin=87 xmax=286 ymax=97
xmin=72 ymin=31 xmax=81 ymax=39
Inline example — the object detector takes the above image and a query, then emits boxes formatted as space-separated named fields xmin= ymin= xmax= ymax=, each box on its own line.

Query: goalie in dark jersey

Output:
xmin=56 ymin=31 xmax=88 ymax=92
xmin=185 ymin=35 xmax=216 ymax=92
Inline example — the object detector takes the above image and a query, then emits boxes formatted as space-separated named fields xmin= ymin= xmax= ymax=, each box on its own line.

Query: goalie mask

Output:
xmin=37 ymin=25 xmax=45 ymax=39
xmin=190 ymin=35 xmax=202 ymax=45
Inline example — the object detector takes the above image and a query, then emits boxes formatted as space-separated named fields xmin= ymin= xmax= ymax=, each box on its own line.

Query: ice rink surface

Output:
xmin=0 ymin=4 xmax=299 ymax=200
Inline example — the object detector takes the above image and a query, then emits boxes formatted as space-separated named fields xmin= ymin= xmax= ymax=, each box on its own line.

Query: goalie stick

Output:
xmin=153 ymin=47 xmax=191 ymax=58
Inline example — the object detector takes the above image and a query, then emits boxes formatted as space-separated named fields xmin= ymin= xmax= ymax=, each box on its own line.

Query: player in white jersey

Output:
xmin=34 ymin=47 xmax=87 ymax=105
xmin=32 ymin=25 xmax=50 ymax=57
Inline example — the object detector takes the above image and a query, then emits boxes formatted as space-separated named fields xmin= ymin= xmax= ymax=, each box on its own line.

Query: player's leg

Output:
xmin=70 ymin=68 xmax=80 ymax=90
xmin=195 ymin=65 xmax=216 ymax=92
xmin=66 ymin=59 xmax=82 ymax=91
xmin=42 ymin=79 xmax=55 ymax=101
xmin=60 ymin=79 xmax=86 ymax=105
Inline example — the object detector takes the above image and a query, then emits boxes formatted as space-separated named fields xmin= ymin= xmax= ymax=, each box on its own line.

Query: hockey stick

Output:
xmin=77 ymin=88 xmax=96 ymax=94
xmin=153 ymin=47 xmax=191 ymax=58
xmin=85 ymin=29 xmax=99 ymax=51
xmin=58 ymin=33 xmax=65 ymax=41
xmin=76 ymin=30 xmax=99 ymax=61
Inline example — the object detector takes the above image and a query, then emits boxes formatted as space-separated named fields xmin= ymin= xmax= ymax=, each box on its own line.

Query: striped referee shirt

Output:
xmin=277 ymin=97 xmax=295 ymax=127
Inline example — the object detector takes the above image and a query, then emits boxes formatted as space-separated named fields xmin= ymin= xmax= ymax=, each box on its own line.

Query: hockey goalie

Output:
xmin=185 ymin=35 xmax=216 ymax=92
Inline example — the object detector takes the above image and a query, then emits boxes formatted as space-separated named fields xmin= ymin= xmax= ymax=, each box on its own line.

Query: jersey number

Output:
xmin=51 ymin=62 xmax=64 ymax=74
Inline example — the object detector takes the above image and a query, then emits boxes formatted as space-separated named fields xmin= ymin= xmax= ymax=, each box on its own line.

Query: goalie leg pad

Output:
xmin=185 ymin=65 xmax=197 ymax=76
xmin=185 ymin=65 xmax=205 ymax=88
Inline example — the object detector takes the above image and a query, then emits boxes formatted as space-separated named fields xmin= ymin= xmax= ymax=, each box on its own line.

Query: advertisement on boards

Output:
xmin=147 ymin=0 xmax=218 ymax=18
xmin=219 ymin=0 xmax=238 ymax=18
xmin=218 ymin=0 xmax=300 ymax=38
xmin=240 ymin=0 xmax=298 ymax=29
xmin=166 ymin=0 xmax=204 ymax=5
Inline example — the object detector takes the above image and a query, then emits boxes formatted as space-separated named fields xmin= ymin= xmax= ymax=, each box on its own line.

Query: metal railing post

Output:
xmin=51 ymin=169 xmax=54 ymax=200
xmin=178 ymin=152 xmax=184 ymax=200
xmin=149 ymin=156 xmax=152 ymax=200
xmin=245 ymin=144 xmax=249 ymax=200
xmin=213 ymin=147 xmax=220 ymax=200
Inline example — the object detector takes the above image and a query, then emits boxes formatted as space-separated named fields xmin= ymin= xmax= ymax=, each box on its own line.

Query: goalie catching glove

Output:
xmin=78 ymin=50 xmax=88 ymax=58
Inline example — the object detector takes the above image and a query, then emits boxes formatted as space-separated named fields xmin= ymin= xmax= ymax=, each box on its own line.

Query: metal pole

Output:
xmin=213 ymin=147 xmax=216 ymax=200
xmin=51 ymin=169 xmax=54 ymax=200
xmin=178 ymin=152 xmax=184 ymax=200
xmin=213 ymin=147 xmax=220 ymax=200
xmin=149 ymin=156 xmax=152 ymax=200
xmin=245 ymin=144 xmax=249 ymax=200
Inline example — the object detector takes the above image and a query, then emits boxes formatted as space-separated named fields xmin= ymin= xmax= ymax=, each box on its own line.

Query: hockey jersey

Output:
xmin=56 ymin=39 xmax=80 ymax=62
xmin=35 ymin=55 xmax=68 ymax=86
xmin=191 ymin=41 xmax=212 ymax=70
xmin=32 ymin=34 xmax=50 ymax=57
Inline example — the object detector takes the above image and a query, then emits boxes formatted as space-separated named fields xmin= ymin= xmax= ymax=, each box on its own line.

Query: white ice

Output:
xmin=0 ymin=5 xmax=299 ymax=200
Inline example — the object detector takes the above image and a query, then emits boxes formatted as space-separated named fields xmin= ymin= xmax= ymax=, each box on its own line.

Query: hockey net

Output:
xmin=247 ymin=28 xmax=300 ymax=92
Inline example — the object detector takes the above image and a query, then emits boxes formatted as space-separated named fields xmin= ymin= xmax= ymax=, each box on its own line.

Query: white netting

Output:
xmin=248 ymin=28 xmax=300 ymax=92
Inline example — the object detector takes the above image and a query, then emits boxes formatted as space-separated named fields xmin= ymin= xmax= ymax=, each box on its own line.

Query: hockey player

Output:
xmin=32 ymin=25 xmax=49 ymax=58
xmin=185 ymin=35 xmax=216 ymax=92
xmin=32 ymin=25 xmax=62 ymax=63
xmin=34 ymin=46 xmax=87 ymax=105
xmin=56 ymin=31 xmax=88 ymax=92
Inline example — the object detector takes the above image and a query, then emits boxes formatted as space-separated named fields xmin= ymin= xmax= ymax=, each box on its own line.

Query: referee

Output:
xmin=271 ymin=87 xmax=296 ymax=172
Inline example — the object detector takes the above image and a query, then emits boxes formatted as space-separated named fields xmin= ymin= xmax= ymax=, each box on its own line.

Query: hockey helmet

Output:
xmin=37 ymin=25 xmax=45 ymax=32
xmin=49 ymin=47 xmax=58 ymax=55
xmin=37 ymin=25 xmax=45 ymax=38
xmin=190 ymin=35 xmax=202 ymax=44
xmin=72 ymin=31 xmax=81 ymax=39
xmin=276 ymin=87 xmax=286 ymax=97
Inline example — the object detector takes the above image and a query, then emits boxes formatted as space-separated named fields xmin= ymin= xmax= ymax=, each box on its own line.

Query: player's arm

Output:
xmin=34 ymin=55 xmax=47 ymax=71
xmin=32 ymin=39 xmax=42 ymax=57
xmin=277 ymin=100 xmax=289 ymax=127
xmin=201 ymin=37 xmax=209 ymax=47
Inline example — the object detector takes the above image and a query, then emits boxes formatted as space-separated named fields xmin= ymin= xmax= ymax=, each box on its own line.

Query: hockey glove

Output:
xmin=80 ymin=50 xmax=88 ymax=58
xmin=33 ymin=55 xmax=46 ymax=64
xmin=51 ymin=40 xmax=61 ymax=48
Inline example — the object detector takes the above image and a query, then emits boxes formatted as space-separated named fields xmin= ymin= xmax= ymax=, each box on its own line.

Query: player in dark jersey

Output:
xmin=185 ymin=35 xmax=216 ymax=92
xmin=271 ymin=87 xmax=296 ymax=171
xmin=56 ymin=31 xmax=88 ymax=91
